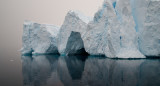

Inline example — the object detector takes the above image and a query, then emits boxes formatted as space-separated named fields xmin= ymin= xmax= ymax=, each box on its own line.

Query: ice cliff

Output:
xmin=115 ymin=0 xmax=145 ymax=58
xmin=22 ymin=0 xmax=160 ymax=58
xmin=131 ymin=0 xmax=160 ymax=56
xmin=83 ymin=0 xmax=121 ymax=57
xmin=83 ymin=0 xmax=144 ymax=58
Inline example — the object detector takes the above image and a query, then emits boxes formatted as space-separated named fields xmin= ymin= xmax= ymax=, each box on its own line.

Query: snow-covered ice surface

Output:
xmin=21 ymin=20 xmax=60 ymax=55
xmin=57 ymin=11 xmax=91 ymax=55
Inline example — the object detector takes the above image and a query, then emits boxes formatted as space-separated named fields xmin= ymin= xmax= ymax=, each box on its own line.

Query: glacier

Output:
xmin=21 ymin=0 xmax=160 ymax=58
xmin=21 ymin=20 xmax=60 ymax=55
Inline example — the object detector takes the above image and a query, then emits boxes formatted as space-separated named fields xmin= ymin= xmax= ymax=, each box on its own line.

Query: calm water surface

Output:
xmin=1 ymin=53 xmax=160 ymax=86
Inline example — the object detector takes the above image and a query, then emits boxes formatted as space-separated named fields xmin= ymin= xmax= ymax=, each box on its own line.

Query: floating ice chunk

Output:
xmin=21 ymin=20 xmax=60 ymax=55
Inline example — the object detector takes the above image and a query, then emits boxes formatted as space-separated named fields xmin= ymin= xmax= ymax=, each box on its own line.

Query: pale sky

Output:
xmin=0 ymin=0 xmax=103 ymax=55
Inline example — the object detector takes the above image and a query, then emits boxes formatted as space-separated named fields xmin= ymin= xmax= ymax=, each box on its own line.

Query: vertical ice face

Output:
xmin=83 ymin=0 xmax=121 ymax=57
xmin=130 ymin=0 xmax=150 ymax=32
xmin=83 ymin=0 xmax=111 ymax=56
xmin=130 ymin=0 xmax=160 ymax=56
xmin=139 ymin=0 xmax=160 ymax=56
xmin=57 ymin=11 xmax=91 ymax=55
xmin=21 ymin=21 xmax=34 ymax=54
xmin=84 ymin=0 xmax=144 ymax=58
xmin=21 ymin=20 xmax=60 ymax=55
xmin=115 ymin=0 xmax=145 ymax=58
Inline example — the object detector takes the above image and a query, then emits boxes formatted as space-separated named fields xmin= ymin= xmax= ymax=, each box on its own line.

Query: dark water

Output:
xmin=1 ymin=53 xmax=160 ymax=86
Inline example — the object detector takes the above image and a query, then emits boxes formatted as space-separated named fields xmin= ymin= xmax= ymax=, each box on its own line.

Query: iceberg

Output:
xmin=21 ymin=20 xmax=60 ymax=55
xmin=57 ymin=11 xmax=92 ymax=55
xmin=21 ymin=0 xmax=160 ymax=58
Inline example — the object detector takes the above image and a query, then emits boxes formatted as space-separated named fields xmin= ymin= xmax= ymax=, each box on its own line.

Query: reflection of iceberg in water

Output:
xmin=22 ymin=55 xmax=160 ymax=86
xmin=21 ymin=55 xmax=87 ymax=86
xmin=65 ymin=56 xmax=87 ymax=80
xmin=108 ymin=60 xmax=143 ymax=86
xmin=82 ymin=57 xmax=160 ymax=86
xmin=56 ymin=55 xmax=87 ymax=86
xmin=138 ymin=60 xmax=160 ymax=86
xmin=21 ymin=55 xmax=63 ymax=86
